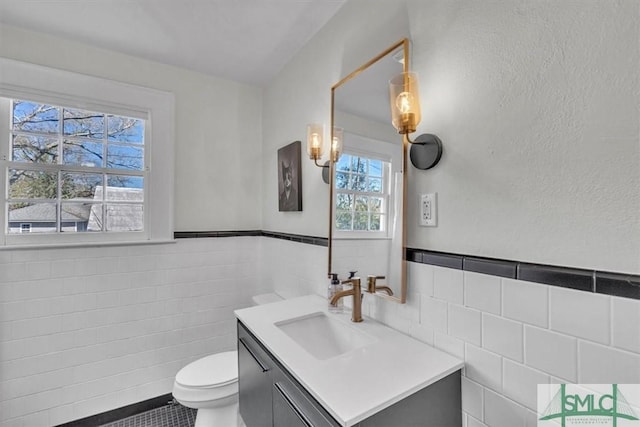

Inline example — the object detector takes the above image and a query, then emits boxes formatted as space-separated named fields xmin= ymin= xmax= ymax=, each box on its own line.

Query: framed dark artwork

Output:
xmin=277 ymin=140 xmax=303 ymax=212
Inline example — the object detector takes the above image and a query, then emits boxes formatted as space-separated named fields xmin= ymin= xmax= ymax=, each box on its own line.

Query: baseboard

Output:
xmin=54 ymin=393 xmax=174 ymax=427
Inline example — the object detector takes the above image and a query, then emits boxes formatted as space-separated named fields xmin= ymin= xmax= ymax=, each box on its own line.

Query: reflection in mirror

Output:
xmin=329 ymin=39 xmax=408 ymax=303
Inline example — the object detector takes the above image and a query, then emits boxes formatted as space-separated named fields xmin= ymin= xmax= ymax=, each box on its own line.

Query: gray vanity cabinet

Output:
xmin=238 ymin=322 xmax=274 ymax=427
xmin=271 ymin=365 xmax=340 ymax=427
xmin=238 ymin=321 xmax=462 ymax=427
xmin=238 ymin=321 xmax=340 ymax=427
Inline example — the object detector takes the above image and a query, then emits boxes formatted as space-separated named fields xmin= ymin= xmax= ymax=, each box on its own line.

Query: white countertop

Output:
xmin=235 ymin=295 xmax=464 ymax=426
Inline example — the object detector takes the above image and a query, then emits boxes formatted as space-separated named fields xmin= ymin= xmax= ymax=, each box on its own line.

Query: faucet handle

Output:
xmin=366 ymin=275 xmax=386 ymax=292
xmin=341 ymin=277 xmax=361 ymax=288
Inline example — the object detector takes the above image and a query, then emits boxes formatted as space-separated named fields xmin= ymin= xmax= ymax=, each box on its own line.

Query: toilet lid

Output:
xmin=175 ymin=351 xmax=238 ymax=388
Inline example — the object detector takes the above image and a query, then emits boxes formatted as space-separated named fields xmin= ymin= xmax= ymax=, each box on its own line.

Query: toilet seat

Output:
xmin=173 ymin=351 xmax=238 ymax=404
xmin=175 ymin=351 xmax=238 ymax=388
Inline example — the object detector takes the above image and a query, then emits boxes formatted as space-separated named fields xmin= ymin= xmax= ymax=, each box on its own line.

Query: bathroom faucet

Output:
xmin=330 ymin=278 xmax=363 ymax=322
xmin=366 ymin=275 xmax=394 ymax=296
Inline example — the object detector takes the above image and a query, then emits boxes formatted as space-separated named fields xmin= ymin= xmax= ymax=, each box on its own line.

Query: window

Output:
xmin=0 ymin=57 xmax=174 ymax=246
xmin=6 ymin=99 xmax=146 ymax=235
xmin=334 ymin=153 xmax=390 ymax=234
xmin=20 ymin=223 xmax=31 ymax=233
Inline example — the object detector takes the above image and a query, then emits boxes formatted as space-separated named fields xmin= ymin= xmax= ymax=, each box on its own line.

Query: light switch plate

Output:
xmin=420 ymin=193 xmax=437 ymax=227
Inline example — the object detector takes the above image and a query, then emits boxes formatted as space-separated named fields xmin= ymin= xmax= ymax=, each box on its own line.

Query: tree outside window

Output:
xmin=6 ymin=99 xmax=146 ymax=234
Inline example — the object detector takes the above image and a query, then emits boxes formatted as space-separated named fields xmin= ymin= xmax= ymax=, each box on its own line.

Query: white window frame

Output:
xmin=333 ymin=132 xmax=402 ymax=240
xmin=0 ymin=58 xmax=174 ymax=247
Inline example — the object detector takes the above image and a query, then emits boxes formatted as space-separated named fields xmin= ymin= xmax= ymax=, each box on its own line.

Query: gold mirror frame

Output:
xmin=328 ymin=38 xmax=409 ymax=303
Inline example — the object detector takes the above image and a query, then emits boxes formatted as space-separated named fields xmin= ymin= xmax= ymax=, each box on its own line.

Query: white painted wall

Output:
xmin=260 ymin=1 xmax=411 ymax=237
xmin=0 ymin=24 xmax=263 ymax=232
xmin=263 ymin=0 xmax=640 ymax=274
xmin=405 ymin=0 xmax=640 ymax=274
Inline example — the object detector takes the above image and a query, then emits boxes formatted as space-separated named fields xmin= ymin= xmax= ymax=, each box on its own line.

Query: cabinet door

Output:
xmin=238 ymin=323 xmax=274 ymax=427
xmin=273 ymin=382 xmax=313 ymax=427
xmin=272 ymin=369 xmax=340 ymax=427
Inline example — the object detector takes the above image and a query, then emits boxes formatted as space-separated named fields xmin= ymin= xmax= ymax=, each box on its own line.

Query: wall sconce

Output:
xmin=330 ymin=127 xmax=343 ymax=163
xmin=389 ymin=72 xmax=443 ymax=170
xmin=306 ymin=123 xmax=325 ymax=167
xmin=307 ymin=124 xmax=343 ymax=184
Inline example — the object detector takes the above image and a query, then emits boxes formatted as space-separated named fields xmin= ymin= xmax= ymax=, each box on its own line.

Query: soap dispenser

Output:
xmin=328 ymin=273 xmax=343 ymax=313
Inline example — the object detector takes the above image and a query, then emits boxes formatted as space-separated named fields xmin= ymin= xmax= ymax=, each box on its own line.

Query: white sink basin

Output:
xmin=275 ymin=312 xmax=375 ymax=360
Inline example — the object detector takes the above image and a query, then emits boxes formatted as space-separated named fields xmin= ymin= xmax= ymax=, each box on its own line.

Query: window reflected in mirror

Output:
xmin=335 ymin=152 xmax=390 ymax=234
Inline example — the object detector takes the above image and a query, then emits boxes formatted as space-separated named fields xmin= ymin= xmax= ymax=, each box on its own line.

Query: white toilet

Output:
xmin=172 ymin=293 xmax=283 ymax=427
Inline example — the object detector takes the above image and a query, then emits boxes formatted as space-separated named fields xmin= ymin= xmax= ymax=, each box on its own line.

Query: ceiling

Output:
xmin=334 ymin=44 xmax=404 ymax=125
xmin=0 ymin=0 xmax=346 ymax=87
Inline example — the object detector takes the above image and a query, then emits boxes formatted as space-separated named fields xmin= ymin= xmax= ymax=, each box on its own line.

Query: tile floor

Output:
xmin=98 ymin=403 xmax=196 ymax=427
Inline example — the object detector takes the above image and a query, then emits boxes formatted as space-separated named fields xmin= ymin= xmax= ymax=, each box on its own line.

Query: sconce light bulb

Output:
xmin=307 ymin=123 xmax=325 ymax=161
xmin=331 ymin=127 xmax=343 ymax=163
xmin=396 ymin=91 xmax=414 ymax=114
xmin=311 ymin=133 xmax=321 ymax=149
xmin=389 ymin=72 xmax=421 ymax=135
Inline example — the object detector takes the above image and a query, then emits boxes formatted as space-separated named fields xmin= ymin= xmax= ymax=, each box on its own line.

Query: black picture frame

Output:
xmin=277 ymin=140 xmax=303 ymax=212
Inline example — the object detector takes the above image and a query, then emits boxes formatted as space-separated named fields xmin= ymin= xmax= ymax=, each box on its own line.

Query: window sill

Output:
xmin=332 ymin=235 xmax=391 ymax=241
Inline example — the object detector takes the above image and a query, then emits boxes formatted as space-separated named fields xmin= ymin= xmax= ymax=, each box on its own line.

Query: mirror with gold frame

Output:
xmin=328 ymin=39 xmax=408 ymax=303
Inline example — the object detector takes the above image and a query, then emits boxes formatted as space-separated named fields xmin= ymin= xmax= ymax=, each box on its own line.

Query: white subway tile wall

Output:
xmin=434 ymin=267 xmax=464 ymax=304
xmin=361 ymin=263 xmax=639 ymax=427
xmin=449 ymin=305 xmax=482 ymax=346
xmin=421 ymin=292 xmax=448 ymax=332
xmin=461 ymin=376 xmax=483 ymax=420
xmin=524 ymin=326 xmax=578 ymax=382
xmin=484 ymin=387 xmax=530 ymax=427
xmin=482 ymin=314 xmax=523 ymax=362
xmin=548 ymin=287 xmax=610 ymax=345
xmin=261 ymin=237 xmax=327 ymax=300
xmin=464 ymin=344 xmax=503 ymax=392
xmin=578 ymin=340 xmax=640 ymax=384
xmin=0 ymin=237 xmax=264 ymax=427
xmin=329 ymin=239 xmax=389 ymax=284
xmin=2 ymin=238 xmax=640 ymax=427
xmin=611 ymin=296 xmax=640 ymax=353
xmin=501 ymin=360 xmax=549 ymax=411
xmin=502 ymin=278 xmax=548 ymax=328
xmin=464 ymin=272 xmax=501 ymax=315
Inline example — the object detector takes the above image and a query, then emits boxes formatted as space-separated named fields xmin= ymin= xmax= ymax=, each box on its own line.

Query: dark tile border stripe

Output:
xmin=518 ymin=263 xmax=594 ymax=292
xmin=463 ymin=256 xmax=517 ymax=279
xmin=407 ymin=248 xmax=640 ymax=301
xmin=174 ymin=230 xmax=262 ymax=239
xmin=55 ymin=393 xmax=172 ymax=427
xmin=174 ymin=230 xmax=328 ymax=247
xmin=595 ymin=272 xmax=640 ymax=299
xmin=261 ymin=231 xmax=328 ymax=247
xmin=172 ymin=235 xmax=637 ymax=300
xmin=422 ymin=251 xmax=463 ymax=269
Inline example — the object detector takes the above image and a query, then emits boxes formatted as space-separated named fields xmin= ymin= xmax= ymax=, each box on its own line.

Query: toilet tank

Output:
xmin=251 ymin=293 xmax=283 ymax=306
